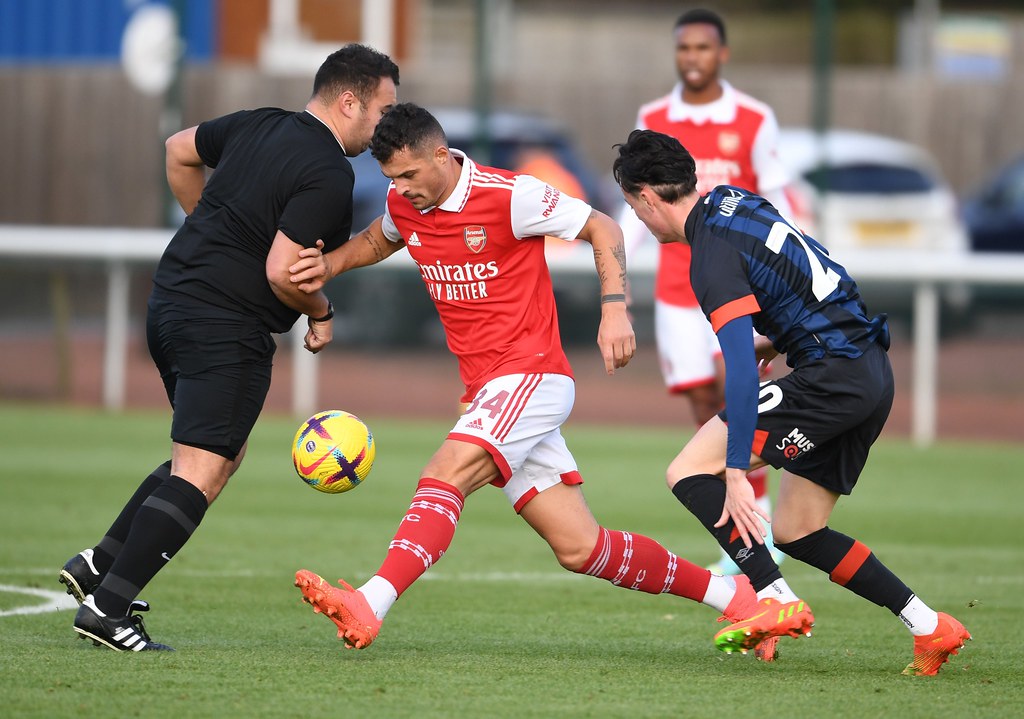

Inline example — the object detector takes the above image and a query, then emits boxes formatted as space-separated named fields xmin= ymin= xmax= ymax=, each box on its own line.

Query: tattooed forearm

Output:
xmin=580 ymin=209 xmax=629 ymax=294
xmin=593 ymin=244 xmax=628 ymax=292
xmin=366 ymin=231 xmax=389 ymax=263
xmin=611 ymin=243 xmax=627 ymax=289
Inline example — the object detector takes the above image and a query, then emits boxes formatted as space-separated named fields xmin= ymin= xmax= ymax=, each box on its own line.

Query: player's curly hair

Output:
xmin=370 ymin=103 xmax=447 ymax=164
xmin=674 ymin=8 xmax=727 ymax=44
xmin=312 ymin=44 xmax=400 ymax=106
xmin=612 ymin=129 xmax=698 ymax=202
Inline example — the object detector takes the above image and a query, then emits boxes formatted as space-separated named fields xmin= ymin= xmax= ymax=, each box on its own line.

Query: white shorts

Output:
xmin=449 ymin=373 xmax=582 ymax=513
xmin=654 ymin=299 xmax=721 ymax=392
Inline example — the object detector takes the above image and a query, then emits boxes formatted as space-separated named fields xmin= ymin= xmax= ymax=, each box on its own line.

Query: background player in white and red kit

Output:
xmin=287 ymin=104 xmax=778 ymax=658
xmin=618 ymin=8 xmax=793 ymax=574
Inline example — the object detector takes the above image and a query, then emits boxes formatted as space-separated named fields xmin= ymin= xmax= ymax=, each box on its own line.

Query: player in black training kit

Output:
xmin=612 ymin=129 xmax=970 ymax=676
xmin=58 ymin=44 xmax=398 ymax=652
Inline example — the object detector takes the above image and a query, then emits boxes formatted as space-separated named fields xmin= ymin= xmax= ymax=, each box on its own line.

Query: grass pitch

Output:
xmin=0 ymin=403 xmax=1020 ymax=718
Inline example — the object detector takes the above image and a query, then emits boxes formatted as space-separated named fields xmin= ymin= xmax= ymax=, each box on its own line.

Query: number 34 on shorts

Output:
xmin=456 ymin=373 xmax=574 ymax=445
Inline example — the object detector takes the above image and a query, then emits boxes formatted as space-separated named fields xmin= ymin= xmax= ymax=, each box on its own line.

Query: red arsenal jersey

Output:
xmin=381 ymin=150 xmax=592 ymax=401
xmin=623 ymin=80 xmax=790 ymax=308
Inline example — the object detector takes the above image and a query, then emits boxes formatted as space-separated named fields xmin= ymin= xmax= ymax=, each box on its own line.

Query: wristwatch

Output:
xmin=311 ymin=301 xmax=334 ymax=322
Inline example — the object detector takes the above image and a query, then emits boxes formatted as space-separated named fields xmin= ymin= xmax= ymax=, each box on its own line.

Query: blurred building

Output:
xmin=1 ymin=0 xmax=1023 ymax=227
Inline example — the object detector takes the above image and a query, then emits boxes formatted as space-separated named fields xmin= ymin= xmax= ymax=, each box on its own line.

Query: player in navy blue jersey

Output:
xmin=612 ymin=129 xmax=970 ymax=676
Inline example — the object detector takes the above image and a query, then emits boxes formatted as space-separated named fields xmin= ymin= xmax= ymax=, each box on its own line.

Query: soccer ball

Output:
xmin=291 ymin=410 xmax=376 ymax=494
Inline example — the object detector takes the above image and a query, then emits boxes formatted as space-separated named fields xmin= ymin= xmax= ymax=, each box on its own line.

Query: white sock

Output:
xmin=898 ymin=594 xmax=939 ymax=636
xmin=701 ymin=574 xmax=738 ymax=613
xmin=358 ymin=575 xmax=398 ymax=620
xmin=756 ymin=579 xmax=799 ymax=603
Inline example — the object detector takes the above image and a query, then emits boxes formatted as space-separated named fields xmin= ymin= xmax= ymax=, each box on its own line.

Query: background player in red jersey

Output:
xmin=618 ymin=8 xmax=793 ymax=574
xmin=286 ymin=104 xmax=778 ymax=658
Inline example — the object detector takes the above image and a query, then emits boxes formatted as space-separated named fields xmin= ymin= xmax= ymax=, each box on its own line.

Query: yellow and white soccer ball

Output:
xmin=291 ymin=410 xmax=375 ymax=494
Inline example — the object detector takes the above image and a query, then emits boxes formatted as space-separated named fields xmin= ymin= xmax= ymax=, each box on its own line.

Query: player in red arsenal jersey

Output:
xmin=286 ymin=103 xmax=779 ymax=658
xmin=619 ymin=8 xmax=793 ymax=574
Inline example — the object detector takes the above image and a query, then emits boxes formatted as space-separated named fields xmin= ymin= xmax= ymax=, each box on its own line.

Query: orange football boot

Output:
xmin=903 ymin=612 xmax=971 ymax=676
xmin=715 ymin=597 xmax=813 ymax=654
xmin=718 ymin=575 xmax=780 ymax=662
xmin=295 ymin=569 xmax=382 ymax=649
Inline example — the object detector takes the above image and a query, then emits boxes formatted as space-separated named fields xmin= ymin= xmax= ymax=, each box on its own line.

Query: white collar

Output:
xmin=667 ymin=79 xmax=738 ymax=125
xmin=429 ymin=148 xmax=473 ymax=213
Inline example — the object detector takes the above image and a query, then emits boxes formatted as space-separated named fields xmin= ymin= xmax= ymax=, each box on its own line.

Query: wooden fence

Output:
xmin=2 ymin=11 xmax=1023 ymax=227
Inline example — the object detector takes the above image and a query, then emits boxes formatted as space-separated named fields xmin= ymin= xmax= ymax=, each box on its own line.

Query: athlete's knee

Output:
xmin=665 ymin=465 xmax=679 ymax=491
xmin=550 ymin=540 xmax=593 ymax=572
xmin=666 ymin=457 xmax=713 ymax=491
xmin=771 ymin=515 xmax=826 ymax=546
xmin=773 ymin=526 xmax=832 ymax=562
xmin=666 ymin=456 xmax=695 ymax=489
xmin=550 ymin=527 xmax=602 ymax=573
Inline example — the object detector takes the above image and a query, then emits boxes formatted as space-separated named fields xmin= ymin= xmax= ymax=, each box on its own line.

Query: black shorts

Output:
xmin=725 ymin=342 xmax=894 ymax=495
xmin=146 ymin=298 xmax=276 ymax=460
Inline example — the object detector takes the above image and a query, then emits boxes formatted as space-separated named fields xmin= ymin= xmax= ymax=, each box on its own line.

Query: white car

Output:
xmin=776 ymin=128 xmax=972 ymax=320
xmin=777 ymin=127 xmax=970 ymax=257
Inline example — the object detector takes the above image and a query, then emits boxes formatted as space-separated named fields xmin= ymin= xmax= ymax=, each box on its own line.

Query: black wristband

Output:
xmin=600 ymin=293 xmax=626 ymax=304
xmin=310 ymin=301 xmax=334 ymax=322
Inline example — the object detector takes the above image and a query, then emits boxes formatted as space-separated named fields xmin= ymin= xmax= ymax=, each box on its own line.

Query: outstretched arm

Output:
xmin=576 ymin=209 xmax=636 ymax=374
xmin=287 ymin=215 xmax=406 ymax=293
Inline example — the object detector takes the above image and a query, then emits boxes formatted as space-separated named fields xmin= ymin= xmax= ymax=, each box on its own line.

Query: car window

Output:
xmin=991 ymin=164 xmax=1024 ymax=209
xmin=803 ymin=164 xmax=936 ymax=193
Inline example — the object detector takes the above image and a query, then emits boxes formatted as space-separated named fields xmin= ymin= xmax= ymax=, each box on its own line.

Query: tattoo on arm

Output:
xmin=361 ymin=226 xmax=391 ymax=264
xmin=367 ymin=234 xmax=387 ymax=263
xmin=611 ymin=243 xmax=627 ymax=289
xmin=594 ymin=247 xmax=609 ymax=285
xmin=593 ymin=244 xmax=628 ymax=291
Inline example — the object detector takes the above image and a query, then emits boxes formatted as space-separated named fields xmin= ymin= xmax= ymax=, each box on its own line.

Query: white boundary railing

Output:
xmin=2 ymin=224 xmax=1023 ymax=446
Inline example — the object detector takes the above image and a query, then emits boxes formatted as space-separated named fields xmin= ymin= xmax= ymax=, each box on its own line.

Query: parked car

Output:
xmin=777 ymin=127 xmax=970 ymax=257
xmin=347 ymin=107 xmax=607 ymax=234
xmin=962 ymin=154 xmax=1024 ymax=253
xmin=776 ymin=127 xmax=971 ymax=324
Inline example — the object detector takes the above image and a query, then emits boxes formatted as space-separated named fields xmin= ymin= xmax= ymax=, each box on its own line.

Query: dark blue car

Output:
xmin=347 ymin=107 xmax=607 ymax=234
xmin=963 ymin=155 xmax=1024 ymax=253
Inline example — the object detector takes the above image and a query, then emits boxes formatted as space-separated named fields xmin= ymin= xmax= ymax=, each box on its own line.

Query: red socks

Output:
xmin=580 ymin=527 xmax=711 ymax=601
xmin=376 ymin=478 xmax=465 ymax=596
xmin=377 ymin=482 xmax=711 ymax=607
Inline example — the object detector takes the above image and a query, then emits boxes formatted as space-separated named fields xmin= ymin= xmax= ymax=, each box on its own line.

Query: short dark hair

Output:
xmin=674 ymin=8 xmax=727 ymax=45
xmin=370 ymin=103 xmax=447 ymax=164
xmin=612 ymin=129 xmax=698 ymax=202
xmin=312 ymin=44 xmax=400 ymax=106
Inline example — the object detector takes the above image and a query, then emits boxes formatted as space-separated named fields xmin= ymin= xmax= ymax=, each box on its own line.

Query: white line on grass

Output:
xmin=0 ymin=584 xmax=78 ymax=617
xmin=0 ymin=569 xmax=584 ymax=619
xmin=6 ymin=566 xmax=586 ymax=584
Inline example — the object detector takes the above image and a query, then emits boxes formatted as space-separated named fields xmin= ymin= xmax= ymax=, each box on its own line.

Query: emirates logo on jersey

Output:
xmin=463 ymin=225 xmax=487 ymax=253
xmin=718 ymin=131 xmax=741 ymax=156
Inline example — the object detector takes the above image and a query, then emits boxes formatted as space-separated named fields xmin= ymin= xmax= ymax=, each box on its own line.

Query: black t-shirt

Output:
xmin=152 ymin=109 xmax=354 ymax=333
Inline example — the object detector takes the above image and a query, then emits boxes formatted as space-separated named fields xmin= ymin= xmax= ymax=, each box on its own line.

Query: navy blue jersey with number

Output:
xmin=685 ymin=185 xmax=889 ymax=368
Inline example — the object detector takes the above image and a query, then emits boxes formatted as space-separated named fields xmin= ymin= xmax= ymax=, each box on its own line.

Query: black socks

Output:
xmin=90 ymin=461 xmax=172 ymax=574
xmin=672 ymin=473 xmax=783 ymax=591
xmin=92 ymin=474 xmax=208 ymax=616
xmin=775 ymin=527 xmax=914 ymax=613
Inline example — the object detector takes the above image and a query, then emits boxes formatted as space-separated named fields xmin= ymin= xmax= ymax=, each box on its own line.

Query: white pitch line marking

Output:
xmin=0 ymin=584 xmax=78 ymax=617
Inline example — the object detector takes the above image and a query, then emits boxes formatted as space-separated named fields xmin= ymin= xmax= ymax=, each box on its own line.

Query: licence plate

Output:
xmin=854 ymin=220 xmax=917 ymax=246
